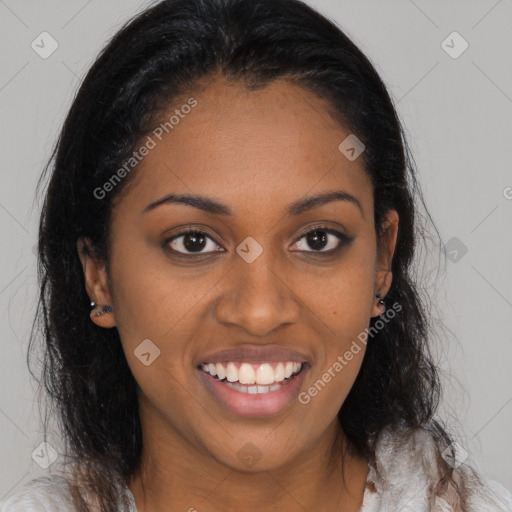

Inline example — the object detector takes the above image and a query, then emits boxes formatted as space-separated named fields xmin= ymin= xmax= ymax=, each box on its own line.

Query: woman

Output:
xmin=1 ymin=0 xmax=510 ymax=510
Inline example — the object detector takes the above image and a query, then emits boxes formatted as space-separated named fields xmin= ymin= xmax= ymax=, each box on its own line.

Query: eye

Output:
xmin=290 ymin=225 xmax=354 ymax=254
xmin=164 ymin=228 xmax=224 ymax=255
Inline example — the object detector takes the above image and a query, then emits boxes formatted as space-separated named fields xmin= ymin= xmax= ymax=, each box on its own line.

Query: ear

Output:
xmin=371 ymin=209 xmax=399 ymax=318
xmin=77 ymin=238 xmax=116 ymax=328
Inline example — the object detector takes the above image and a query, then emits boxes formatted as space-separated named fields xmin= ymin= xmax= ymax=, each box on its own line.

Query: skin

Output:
xmin=78 ymin=76 xmax=398 ymax=512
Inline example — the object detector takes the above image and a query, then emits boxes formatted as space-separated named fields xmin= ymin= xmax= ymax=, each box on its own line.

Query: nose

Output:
xmin=214 ymin=250 xmax=300 ymax=336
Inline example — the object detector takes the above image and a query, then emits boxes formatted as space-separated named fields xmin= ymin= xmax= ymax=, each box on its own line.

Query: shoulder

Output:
xmin=363 ymin=421 xmax=512 ymax=512
xmin=0 ymin=475 xmax=76 ymax=512
xmin=464 ymin=477 xmax=512 ymax=512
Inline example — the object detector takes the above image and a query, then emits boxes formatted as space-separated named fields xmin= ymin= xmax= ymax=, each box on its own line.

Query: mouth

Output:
xmin=197 ymin=360 xmax=309 ymax=418
xmin=200 ymin=361 xmax=304 ymax=391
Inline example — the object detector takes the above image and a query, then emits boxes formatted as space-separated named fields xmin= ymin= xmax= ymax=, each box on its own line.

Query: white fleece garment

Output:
xmin=1 ymin=425 xmax=511 ymax=511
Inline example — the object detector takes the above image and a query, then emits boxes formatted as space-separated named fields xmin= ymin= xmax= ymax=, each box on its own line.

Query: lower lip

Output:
xmin=197 ymin=366 xmax=309 ymax=418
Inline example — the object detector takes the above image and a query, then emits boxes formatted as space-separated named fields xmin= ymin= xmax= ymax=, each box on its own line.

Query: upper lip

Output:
xmin=197 ymin=344 xmax=311 ymax=366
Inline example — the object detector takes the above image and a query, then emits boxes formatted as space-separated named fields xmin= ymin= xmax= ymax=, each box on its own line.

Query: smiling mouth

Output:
xmin=198 ymin=361 xmax=305 ymax=394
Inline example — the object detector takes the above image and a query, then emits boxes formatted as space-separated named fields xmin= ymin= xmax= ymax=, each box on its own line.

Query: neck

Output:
xmin=127 ymin=405 xmax=369 ymax=512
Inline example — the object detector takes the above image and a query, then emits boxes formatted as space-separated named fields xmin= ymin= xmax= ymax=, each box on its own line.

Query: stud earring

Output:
xmin=94 ymin=305 xmax=113 ymax=317
xmin=91 ymin=301 xmax=112 ymax=316
xmin=374 ymin=293 xmax=386 ymax=312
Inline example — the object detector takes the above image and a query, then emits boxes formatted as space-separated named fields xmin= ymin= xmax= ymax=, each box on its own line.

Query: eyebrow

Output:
xmin=142 ymin=190 xmax=363 ymax=217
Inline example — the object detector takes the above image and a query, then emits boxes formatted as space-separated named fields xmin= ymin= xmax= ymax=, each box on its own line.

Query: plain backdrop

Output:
xmin=1 ymin=0 xmax=511 ymax=501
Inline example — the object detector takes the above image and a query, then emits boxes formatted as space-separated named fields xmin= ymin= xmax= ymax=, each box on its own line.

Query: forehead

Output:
xmin=116 ymin=77 xmax=373 ymax=222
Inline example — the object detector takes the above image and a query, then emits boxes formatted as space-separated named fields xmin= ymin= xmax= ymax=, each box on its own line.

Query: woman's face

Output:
xmin=83 ymin=76 xmax=398 ymax=473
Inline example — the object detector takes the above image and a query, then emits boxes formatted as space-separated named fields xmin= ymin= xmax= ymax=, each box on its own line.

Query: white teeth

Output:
xmin=238 ymin=363 xmax=256 ymax=385
xmin=274 ymin=363 xmax=285 ymax=381
xmin=216 ymin=363 xmax=226 ymax=380
xmin=226 ymin=362 xmax=238 ymax=383
xmin=200 ymin=361 xmax=303 ymax=384
xmin=284 ymin=362 xmax=294 ymax=379
xmin=224 ymin=381 xmax=285 ymax=394
xmin=256 ymin=364 xmax=275 ymax=385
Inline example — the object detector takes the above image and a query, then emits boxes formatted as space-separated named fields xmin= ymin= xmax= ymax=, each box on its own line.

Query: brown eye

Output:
xmin=165 ymin=230 xmax=223 ymax=255
xmin=290 ymin=226 xmax=354 ymax=253
xmin=303 ymin=229 xmax=330 ymax=251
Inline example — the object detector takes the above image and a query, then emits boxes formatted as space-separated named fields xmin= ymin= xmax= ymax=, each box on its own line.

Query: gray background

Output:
xmin=1 ymin=0 xmax=511 ymax=500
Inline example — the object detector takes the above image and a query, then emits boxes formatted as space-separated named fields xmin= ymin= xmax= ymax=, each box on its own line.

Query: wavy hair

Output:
xmin=29 ymin=0 xmax=466 ymax=510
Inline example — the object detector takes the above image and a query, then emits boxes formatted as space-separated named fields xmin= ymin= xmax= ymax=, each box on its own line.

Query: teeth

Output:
xmin=216 ymin=363 xmax=226 ymax=380
xmin=238 ymin=363 xmax=255 ymax=385
xmin=274 ymin=363 xmax=285 ymax=381
xmin=201 ymin=361 xmax=303 ymax=384
xmin=284 ymin=362 xmax=294 ymax=379
xmin=226 ymin=362 xmax=238 ymax=382
xmin=224 ymin=381 xmax=285 ymax=394
xmin=256 ymin=364 xmax=274 ymax=385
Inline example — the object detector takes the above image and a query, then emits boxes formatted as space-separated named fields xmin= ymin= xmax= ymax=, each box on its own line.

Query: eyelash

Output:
xmin=162 ymin=225 xmax=354 ymax=258
xmin=293 ymin=225 xmax=355 ymax=255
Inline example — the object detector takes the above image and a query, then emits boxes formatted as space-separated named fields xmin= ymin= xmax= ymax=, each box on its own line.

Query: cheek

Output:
xmin=298 ymin=239 xmax=375 ymax=409
xmin=107 ymin=231 xmax=215 ymax=343
xmin=106 ymin=242 xmax=215 ymax=404
xmin=132 ymin=362 xmax=208 ymax=453
xmin=300 ymin=338 xmax=366 ymax=421
xmin=309 ymin=241 xmax=377 ymax=329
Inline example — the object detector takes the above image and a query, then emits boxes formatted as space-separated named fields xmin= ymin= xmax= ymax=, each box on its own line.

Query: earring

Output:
xmin=91 ymin=301 xmax=112 ymax=316
xmin=374 ymin=293 xmax=386 ymax=312
xmin=95 ymin=305 xmax=113 ymax=317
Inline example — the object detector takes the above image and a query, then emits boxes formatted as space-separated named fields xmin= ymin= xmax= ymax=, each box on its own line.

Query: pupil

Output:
xmin=307 ymin=230 xmax=327 ymax=250
xmin=184 ymin=232 xmax=206 ymax=252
